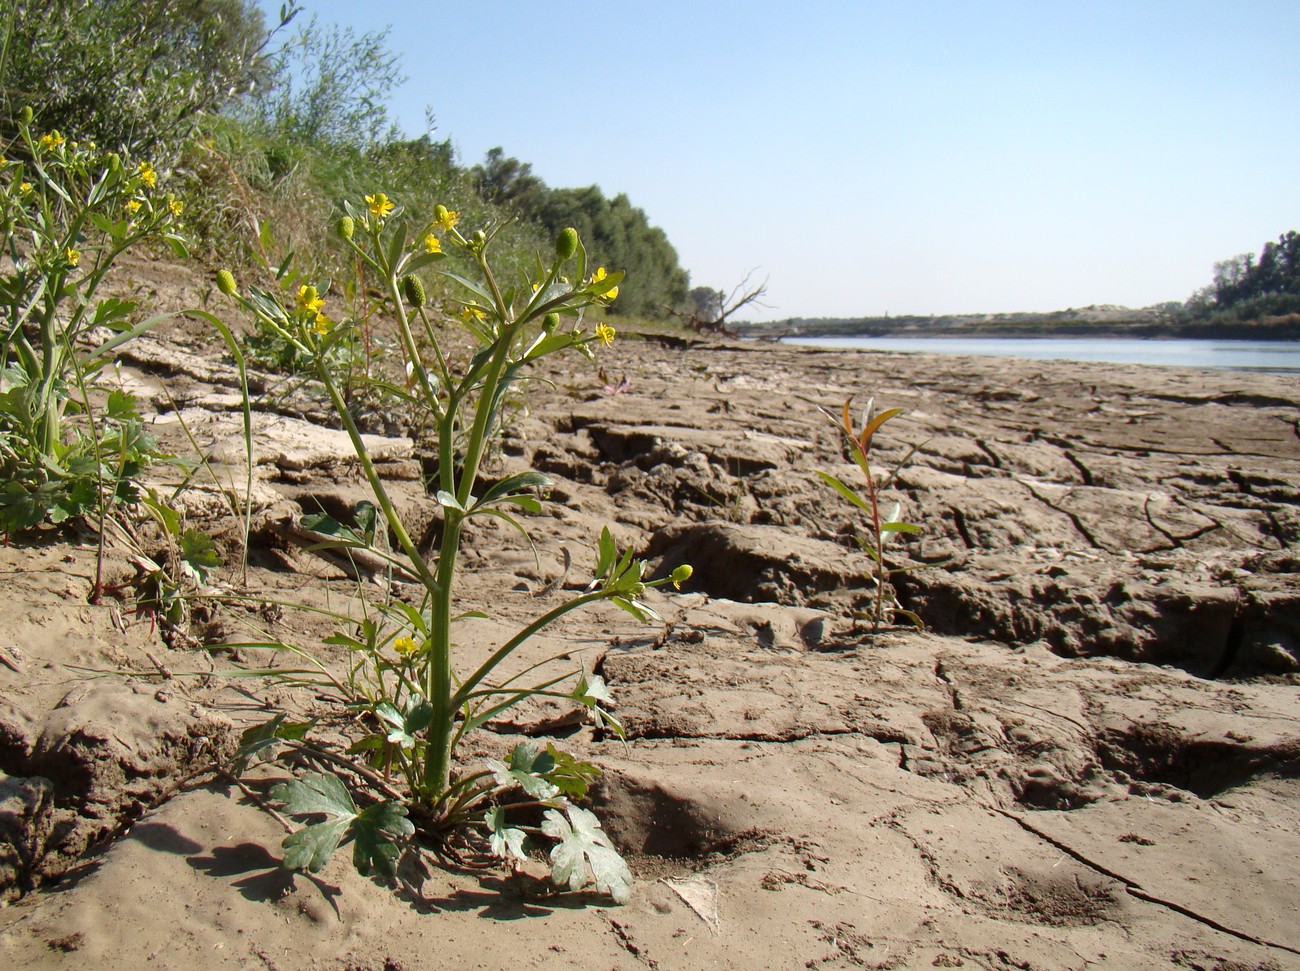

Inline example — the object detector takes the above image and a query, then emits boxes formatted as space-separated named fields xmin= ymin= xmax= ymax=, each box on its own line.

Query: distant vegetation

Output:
xmin=740 ymin=234 xmax=1300 ymax=341
xmin=0 ymin=0 xmax=693 ymax=319
xmin=1182 ymin=231 xmax=1300 ymax=330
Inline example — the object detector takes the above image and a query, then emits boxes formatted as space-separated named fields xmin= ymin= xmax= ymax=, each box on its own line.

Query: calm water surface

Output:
xmin=782 ymin=336 xmax=1300 ymax=373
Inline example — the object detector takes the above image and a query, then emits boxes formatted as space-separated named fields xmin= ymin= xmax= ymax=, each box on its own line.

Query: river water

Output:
xmin=781 ymin=336 xmax=1300 ymax=373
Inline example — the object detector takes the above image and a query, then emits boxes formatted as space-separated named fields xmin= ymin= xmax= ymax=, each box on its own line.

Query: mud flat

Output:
xmin=1 ymin=333 xmax=1298 ymax=970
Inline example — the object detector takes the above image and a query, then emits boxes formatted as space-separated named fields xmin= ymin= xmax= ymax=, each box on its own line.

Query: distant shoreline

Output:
xmin=735 ymin=309 xmax=1300 ymax=342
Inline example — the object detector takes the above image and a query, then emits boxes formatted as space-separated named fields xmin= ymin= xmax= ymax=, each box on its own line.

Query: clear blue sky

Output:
xmin=259 ymin=1 xmax=1300 ymax=321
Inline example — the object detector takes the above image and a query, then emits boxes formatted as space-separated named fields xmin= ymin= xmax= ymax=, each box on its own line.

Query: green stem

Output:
xmin=312 ymin=357 xmax=439 ymax=596
xmin=451 ymin=590 xmax=607 ymax=711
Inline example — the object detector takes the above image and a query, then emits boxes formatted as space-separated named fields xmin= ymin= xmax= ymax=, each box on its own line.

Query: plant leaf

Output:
xmin=272 ymin=772 xmax=358 ymax=874
xmin=542 ymin=805 xmax=632 ymax=904
xmin=350 ymin=800 xmax=413 ymax=879
xmin=859 ymin=407 xmax=905 ymax=454
xmin=880 ymin=521 xmax=922 ymax=534
xmin=229 ymin=713 xmax=312 ymax=774
xmin=486 ymin=746 xmax=562 ymax=801
xmin=273 ymin=771 xmax=356 ymax=818
xmin=484 ymin=806 xmax=529 ymax=862
xmin=281 ymin=816 xmax=350 ymax=873
xmin=816 ymin=470 xmax=870 ymax=511
xmin=542 ymin=743 xmax=602 ymax=799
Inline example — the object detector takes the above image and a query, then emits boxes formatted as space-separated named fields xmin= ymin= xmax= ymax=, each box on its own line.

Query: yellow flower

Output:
xmin=65 ymin=247 xmax=80 ymax=267
xmin=594 ymin=322 xmax=616 ymax=346
xmin=313 ymin=312 xmax=332 ymax=335
xmin=366 ymin=193 xmax=394 ymax=219
xmin=124 ymin=198 xmax=142 ymax=215
xmin=168 ymin=198 xmax=183 ymax=217
xmin=435 ymin=206 xmax=458 ymax=231
xmin=591 ymin=266 xmax=619 ymax=302
xmin=137 ymin=161 xmax=157 ymax=188
xmin=423 ymin=233 xmax=441 ymax=254
xmin=18 ymin=182 xmax=32 ymax=196
xmin=296 ymin=284 xmax=324 ymax=315
xmin=393 ymin=636 xmax=420 ymax=657
xmin=460 ymin=304 xmax=486 ymax=323
xmin=38 ymin=131 xmax=65 ymax=152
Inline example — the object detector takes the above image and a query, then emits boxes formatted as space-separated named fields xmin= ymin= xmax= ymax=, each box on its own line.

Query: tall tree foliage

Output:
xmin=0 ymin=0 xmax=280 ymax=158
xmin=1188 ymin=231 xmax=1300 ymax=322
xmin=472 ymin=149 xmax=690 ymax=317
xmin=234 ymin=14 xmax=403 ymax=150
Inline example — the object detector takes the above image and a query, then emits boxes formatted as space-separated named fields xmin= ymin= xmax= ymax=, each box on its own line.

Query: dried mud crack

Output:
xmin=1 ymin=334 xmax=1297 ymax=970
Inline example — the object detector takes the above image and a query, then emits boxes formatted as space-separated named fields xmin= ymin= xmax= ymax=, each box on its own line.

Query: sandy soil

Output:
xmin=1 ymin=327 xmax=1298 ymax=970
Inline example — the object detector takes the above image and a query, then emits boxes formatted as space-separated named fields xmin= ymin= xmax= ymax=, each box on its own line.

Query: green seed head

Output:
xmin=401 ymin=273 xmax=426 ymax=308
xmin=336 ymin=215 xmax=355 ymax=240
xmin=555 ymin=227 xmax=579 ymax=261
xmin=215 ymin=270 xmax=237 ymax=297
xmin=18 ymin=106 xmax=32 ymax=126
xmin=542 ymin=312 xmax=560 ymax=335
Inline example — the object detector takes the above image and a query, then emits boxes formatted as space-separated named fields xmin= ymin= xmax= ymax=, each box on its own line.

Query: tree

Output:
xmin=531 ymin=186 xmax=689 ymax=316
xmin=471 ymin=147 xmax=547 ymax=215
xmin=237 ymin=14 xmax=404 ymax=149
xmin=1191 ymin=231 xmax=1300 ymax=322
xmin=688 ymin=286 xmax=725 ymax=322
xmin=670 ymin=272 xmax=769 ymax=336
xmin=0 ymin=0 xmax=293 ymax=158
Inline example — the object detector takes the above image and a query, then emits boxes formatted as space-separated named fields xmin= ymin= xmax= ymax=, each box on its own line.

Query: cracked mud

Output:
xmin=1 ymin=332 xmax=1298 ymax=970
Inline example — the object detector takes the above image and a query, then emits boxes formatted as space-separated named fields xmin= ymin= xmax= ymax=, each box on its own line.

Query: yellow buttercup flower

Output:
xmin=65 ymin=247 xmax=80 ymax=267
xmin=313 ymin=312 xmax=332 ymax=335
xmin=124 ymin=198 xmax=142 ymax=215
xmin=594 ymin=322 xmax=616 ymax=346
xmin=393 ymin=636 xmax=420 ymax=657
xmin=18 ymin=182 xmax=32 ymax=196
xmin=168 ymin=198 xmax=183 ymax=217
xmin=460 ymin=304 xmax=486 ymax=323
xmin=591 ymin=266 xmax=619 ymax=302
xmin=137 ymin=161 xmax=157 ymax=188
xmin=366 ymin=193 xmax=394 ymax=219
xmin=39 ymin=131 xmax=65 ymax=152
xmin=296 ymin=284 xmax=325 ymax=315
xmin=435 ymin=206 xmax=458 ymax=232
xmin=424 ymin=234 xmax=441 ymax=254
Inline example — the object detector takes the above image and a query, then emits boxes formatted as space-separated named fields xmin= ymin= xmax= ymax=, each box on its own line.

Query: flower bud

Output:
xmin=542 ymin=313 xmax=560 ymax=335
xmin=215 ymin=270 xmax=237 ymax=297
xmin=472 ymin=230 xmax=486 ymax=246
xmin=433 ymin=205 xmax=450 ymax=224
xmin=336 ymin=215 xmax=354 ymax=240
xmin=18 ymin=106 xmax=32 ymax=126
xmin=106 ymin=153 xmax=122 ymax=175
xmin=401 ymin=273 xmax=426 ymax=308
xmin=670 ymin=564 xmax=693 ymax=589
xmin=555 ymin=227 xmax=579 ymax=261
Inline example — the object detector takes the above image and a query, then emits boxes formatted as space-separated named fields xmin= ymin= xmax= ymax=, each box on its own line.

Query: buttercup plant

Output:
xmin=0 ymin=109 xmax=188 ymax=534
xmin=217 ymin=197 xmax=688 ymax=901
xmin=819 ymin=398 xmax=924 ymax=632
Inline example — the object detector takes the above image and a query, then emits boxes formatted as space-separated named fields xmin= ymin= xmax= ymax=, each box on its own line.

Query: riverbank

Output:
xmin=738 ymin=307 xmax=1300 ymax=342
xmin=1 ymin=333 xmax=1298 ymax=969
xmin=781 ymin=335 xmax=1300 ymax=372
